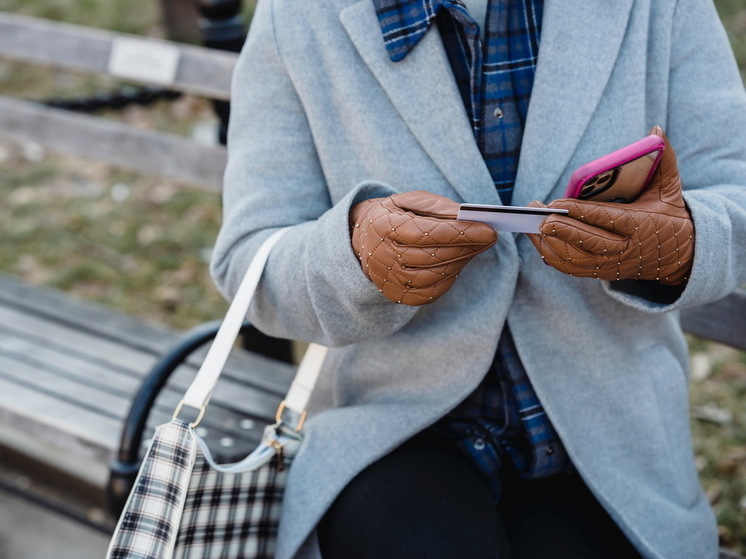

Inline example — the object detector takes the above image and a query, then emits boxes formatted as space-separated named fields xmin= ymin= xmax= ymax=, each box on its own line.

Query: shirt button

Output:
xmin=473 ymin=438 xmax=486 ymax=451
xmin=493 ymin=107 xmax=504 ymax=119
xmin=545 ymin=446 xmax=554 ymax=455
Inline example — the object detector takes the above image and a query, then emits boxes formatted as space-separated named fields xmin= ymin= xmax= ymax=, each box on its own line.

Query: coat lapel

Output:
xmin=513 ymin=0 xmax=635 ymax=206
xmin=339 ymin=0 xmax=499 ymax=205
xmin=340 ymin=0 xmax=634 ymax=207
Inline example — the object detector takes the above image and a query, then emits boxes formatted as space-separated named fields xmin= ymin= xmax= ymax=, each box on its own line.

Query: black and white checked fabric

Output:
xmin=108 ymin=420 xmax=299 ymax=559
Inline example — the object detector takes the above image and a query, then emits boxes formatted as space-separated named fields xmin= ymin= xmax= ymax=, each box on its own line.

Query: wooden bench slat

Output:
xmin=0 ymin=363 xmax=269 ymax=468
xmin=0 ymin=304 xmax=167 ymax=374
xmin=0 ymin=275 xmax=295 ymax=395
xmin=0 ymin=332 xmax=279 ymax=429
xmin=0 ymin=96 xmax=228 ymax=190
xmin=0 ymin=334 xmax=275 ymax=461
xmin=680 ymin=288 xmax=746 ymax=350
xmin=0 ymin=353 xmax=128 ymax=421
xmin=0 ymin=12 xmax=237 ymax=100
xmin=0 ymin=326 xmax=142 ymax=397
xmin=0 ymin=362 xmax=264 ymax=467
xmin=0 ymin=311 xmax=285 ymax=422
xmin=0 ymin=322 xmax=284 ymax=430
xmin=0 ymin=274 xmax=179 ymax=353
xmin=0 ymin=319 xmax=290 ymax=422
xmin=0 ymin=307 xmax=288 ymax=404
xmin=0 ymin=274 xmax=293 ymax=471
xmin=0 ymin=376 xmax=122 ymax=462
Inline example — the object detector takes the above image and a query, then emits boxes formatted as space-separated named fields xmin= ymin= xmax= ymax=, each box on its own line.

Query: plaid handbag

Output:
xmin=107 ymin=228 xmax=327 ymax=559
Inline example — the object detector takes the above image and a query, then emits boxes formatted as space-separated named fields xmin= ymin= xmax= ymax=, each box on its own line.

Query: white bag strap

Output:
xmin=176 ymin=228 xmax=327 ymax=429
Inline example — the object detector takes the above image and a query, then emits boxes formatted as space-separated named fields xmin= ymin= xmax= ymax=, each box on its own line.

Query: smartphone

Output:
xmin=564 ymin=135 xmax=665 ymax=203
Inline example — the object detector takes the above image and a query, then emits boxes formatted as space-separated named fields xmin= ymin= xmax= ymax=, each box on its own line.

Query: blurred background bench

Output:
xmin=0 ymin=10 xmax=231 ymax=189
xmin=0 ymin=3 xmax=744 ymax=558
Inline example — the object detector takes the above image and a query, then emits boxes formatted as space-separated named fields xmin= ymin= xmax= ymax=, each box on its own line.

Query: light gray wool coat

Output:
xmin=210 ymin=0 xmax=746 ymax=557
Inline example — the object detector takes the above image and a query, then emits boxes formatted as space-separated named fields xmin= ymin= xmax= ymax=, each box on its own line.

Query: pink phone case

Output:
xmin=564 ymin=135 xmax=665 ymax=203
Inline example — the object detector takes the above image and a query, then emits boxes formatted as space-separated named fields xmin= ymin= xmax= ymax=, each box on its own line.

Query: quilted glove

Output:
xmin=350 ymin=191 xmax=497 ymax=305
xmin=528 ymin=127 xmax=694 ymax=286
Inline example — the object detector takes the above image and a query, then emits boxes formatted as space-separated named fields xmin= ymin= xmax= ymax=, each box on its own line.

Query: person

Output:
xmin=210 ymin=0 xmax=746 ymax=557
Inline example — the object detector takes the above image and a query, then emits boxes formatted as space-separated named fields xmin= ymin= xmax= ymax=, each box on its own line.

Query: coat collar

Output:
xmin=340 ymin=0 xmax=634 ymax=206
xmin=341 ymin=0 xmax=498 ymax=205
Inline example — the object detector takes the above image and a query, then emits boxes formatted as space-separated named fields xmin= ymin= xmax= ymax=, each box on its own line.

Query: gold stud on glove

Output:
xmin=350 ymin=191 xmax=498 ymax=305
xmin=528 ymin=127 xmax=694 ymax=286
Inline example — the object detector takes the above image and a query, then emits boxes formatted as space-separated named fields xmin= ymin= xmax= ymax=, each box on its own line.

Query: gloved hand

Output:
xmin=350 ymin=190 xmax=497 ymax=305
xmin=528 ymin=127 xmax=694 ymax=286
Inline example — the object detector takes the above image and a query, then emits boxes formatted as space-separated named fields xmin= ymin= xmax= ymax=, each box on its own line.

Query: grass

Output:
xmin=715 ymin=0 xmax=746 ymax=82
xmin=0 ymin=0 xmax=159 ymax=34
xmin=0 ymin=139 xmax=228 ymax=327
xmin=689 ymin=342 xmax=746 ymax=549
xmin=0 ymin=0 xmax=744 ymax=553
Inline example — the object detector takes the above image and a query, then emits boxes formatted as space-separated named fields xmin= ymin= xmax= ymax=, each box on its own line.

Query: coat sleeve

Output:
xmin=602 ymin=0 xmax=746 ymax=312
xmin=210 ymin=0 xmax=418 ymax=346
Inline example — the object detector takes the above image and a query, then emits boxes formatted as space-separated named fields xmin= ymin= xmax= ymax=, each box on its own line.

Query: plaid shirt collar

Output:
xmin=373 ymin=0 xmax=473 ymax=62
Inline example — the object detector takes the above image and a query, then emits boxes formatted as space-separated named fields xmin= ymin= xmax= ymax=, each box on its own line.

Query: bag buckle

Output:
xmin=172 ymin=400 xmax=207 ymax=428
xmin=275 ymin=400 xmax=307 ymax=432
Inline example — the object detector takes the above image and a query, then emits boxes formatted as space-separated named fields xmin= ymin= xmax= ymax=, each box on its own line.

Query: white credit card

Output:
xmin=457 ymin=204 xmax=569 ymax=234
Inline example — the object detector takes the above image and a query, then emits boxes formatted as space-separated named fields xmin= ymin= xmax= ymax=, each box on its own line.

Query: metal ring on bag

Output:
xmin=275 ymin=400 xmax=307 ymax=432
xmin=173 ymin=400 xmax=207 ymax=428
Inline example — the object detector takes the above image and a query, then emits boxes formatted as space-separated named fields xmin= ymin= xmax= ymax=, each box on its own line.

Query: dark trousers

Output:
xmin=318 ymin=430 xmax=642 ymax=559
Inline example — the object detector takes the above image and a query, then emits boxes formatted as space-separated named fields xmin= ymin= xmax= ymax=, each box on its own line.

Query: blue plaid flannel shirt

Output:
xmin=375 ymin=0 xmax=542 ymax=204
xmin=373 ymin=0 xmax=567 ymax=499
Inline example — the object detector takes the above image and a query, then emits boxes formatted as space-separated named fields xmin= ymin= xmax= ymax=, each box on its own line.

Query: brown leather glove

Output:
xmin=350 ymin=191 xmax=497 ymax=305
xmin=528 ymin=127 xmax=694 ymax=286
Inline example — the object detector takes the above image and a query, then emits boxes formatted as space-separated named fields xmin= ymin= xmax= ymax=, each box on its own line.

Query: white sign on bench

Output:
xmin=108 ymin=37 xmax=180 ymax=85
